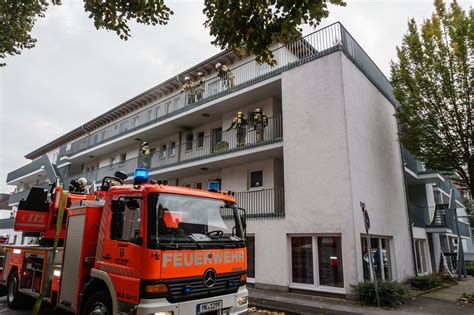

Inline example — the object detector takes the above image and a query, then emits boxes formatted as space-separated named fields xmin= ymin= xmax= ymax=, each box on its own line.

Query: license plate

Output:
xmin=197 ymin=300 xmax=222 ymax=313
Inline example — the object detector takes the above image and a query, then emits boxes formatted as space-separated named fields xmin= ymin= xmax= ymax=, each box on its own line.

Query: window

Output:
xmin=154 ymin=106 xmax=160 ymax=119
xmin=160 ymin=145 xmax=167 ymax=159
xmin=291 ymin=235 xmax=344 ymax=288
xmin=185 ymin=184 xmax=191 ymax=188
xmin=415 ymin=239 xmax=428 ymax=274
xmin=165 ymin=101 xmax=172 ymax=114
xmin=147 ymin=110 xmax=152 ymax=121
xmin=247 ymin=236 xmax=256 ymax=278
xmin=361 ymin=236 xmax=392 ymax=281
xmin=186 ymin=134 xmax=194 ymax=151
xmin=109 ymin=157 xmax=116 ymax=166
xmin=120 ymin=153 xmax=127 ymax=164
xmin=13 ymin=235 xmax=17 ymax=245
xmin=111 ymin=197 xmax=142 ymax=243
xmin=196 ymin=182 xmax=202 ymax=190
xmin=291 ymin=237 xmax=314 ymax=284
xmin=169 ymin=141 xmax=176 ymax=156
xmin=249 ymin=170 xmax=263 ymax=189
xmin=197 ymin=132 xmax=205 ymax=149
xmin=318 ymin=237 xmax=343 ymax=287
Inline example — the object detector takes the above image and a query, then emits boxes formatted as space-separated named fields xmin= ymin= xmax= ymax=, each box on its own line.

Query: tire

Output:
xmin=81 ymin=290 xmax=112 ymax=315
xmin=6 ymin=271 xmax=28 ymax=309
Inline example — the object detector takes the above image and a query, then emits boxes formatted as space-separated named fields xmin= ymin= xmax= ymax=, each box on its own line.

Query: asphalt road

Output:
xmin=0 ymin=296 xmax=67 ymax=315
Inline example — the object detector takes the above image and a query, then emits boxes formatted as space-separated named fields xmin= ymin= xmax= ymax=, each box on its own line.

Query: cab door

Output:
xmin=101 ymin=194 xmax=144 ymax=304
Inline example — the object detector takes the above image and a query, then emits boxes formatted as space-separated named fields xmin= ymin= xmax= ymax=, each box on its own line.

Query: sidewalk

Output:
xmin=248 ymin=277 xmax=474 ymax=315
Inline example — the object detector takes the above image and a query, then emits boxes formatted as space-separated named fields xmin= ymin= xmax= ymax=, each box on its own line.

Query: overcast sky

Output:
xmin=0 ymin=0 xmax=471 ymax=193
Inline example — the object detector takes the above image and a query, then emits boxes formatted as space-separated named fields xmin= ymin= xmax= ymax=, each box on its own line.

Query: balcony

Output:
xmin=60 ymin=22 xmax=396 ymax=159
xmin=65 ymin=115 xmax=283 ymax=184
xmin=234 ymin=188 xmax=285 ymax=219
xmin=6 ymin=154 xmax=57 ymax=185
xmin=408 ymin=203 xmax=431 ymax=228
xmin=427 ymin=205 xmax=471 ymax=238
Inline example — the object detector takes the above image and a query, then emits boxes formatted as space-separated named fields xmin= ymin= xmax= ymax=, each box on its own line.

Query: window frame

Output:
xmin=185 ymin=134 xmax=194 ymax=152
xmin=360 ymin=235 xmax=393 ymax=281
xmin=110 ymin=196 xmax=143 ymax=244
xmin=289 ymin=234 xmax=345 ymax=293
xmin=197 ymin=131 xmax=205 ymax=149
xmin=249 ymin=170 xmax=264 ymax=190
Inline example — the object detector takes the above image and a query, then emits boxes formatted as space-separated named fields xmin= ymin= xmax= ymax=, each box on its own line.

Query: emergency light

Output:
xmin=134 ymin=168 xmax=149 ymax=185
xmin=208 ymin=181 xmax=220 ymax=192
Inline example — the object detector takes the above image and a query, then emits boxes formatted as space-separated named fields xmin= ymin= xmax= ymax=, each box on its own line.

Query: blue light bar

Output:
xmin=134 ymin=168 xmax=149 ymax=185
xmin=208 ymin=181 xmax=220 ymax=192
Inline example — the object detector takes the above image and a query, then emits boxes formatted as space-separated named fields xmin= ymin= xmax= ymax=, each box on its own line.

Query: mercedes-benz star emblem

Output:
xmin=203 ymin=269 xmax=217 ymax=288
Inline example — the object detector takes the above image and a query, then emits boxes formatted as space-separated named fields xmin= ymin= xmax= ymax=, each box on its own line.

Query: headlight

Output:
xmin=154 ymin=312 xmax=173 ymax=315
xmin=237 ymin=296 xmax=248 ymax=305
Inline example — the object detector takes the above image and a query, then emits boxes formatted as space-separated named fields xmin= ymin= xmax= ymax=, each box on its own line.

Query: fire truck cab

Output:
xmin=0 ymin=169 xmax=248 ymax=314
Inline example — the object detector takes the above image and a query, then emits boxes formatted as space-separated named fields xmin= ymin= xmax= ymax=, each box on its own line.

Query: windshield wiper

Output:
xmin=177 ymin=227 xmax=203 ymax=249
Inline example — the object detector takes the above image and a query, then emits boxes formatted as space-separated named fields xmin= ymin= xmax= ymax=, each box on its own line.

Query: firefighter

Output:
xmin=69 ymin=177 xmax=87 ymax=193
xmin=251 ymin=108 xmax=268 ymax=142
xmin=140 ymin=141 xmax=151 ymax=168
xmin=215 ymin=63 xmax=235 ymax=88
xmin=181 ymin=76 xmax=196 ymax=104
xmin=195 ymin=72 xmax=206 ymax=101
xmin=226 ymin=112 xmax=248 ymax=147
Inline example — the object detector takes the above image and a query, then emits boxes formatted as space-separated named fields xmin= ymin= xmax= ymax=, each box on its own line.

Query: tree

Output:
xmin=391 ymin=0 xmax=473 ymax=196
xmin=0 ymin=0 xmax=345 ymax=67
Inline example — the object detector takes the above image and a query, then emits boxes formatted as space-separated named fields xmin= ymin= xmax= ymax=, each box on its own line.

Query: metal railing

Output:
xmin=150 ymin=115 xmax=283 ymax=170
xmin=234 ymin=187 xmax=285 ymax=219
xmin=61 ymin=22 xmax=394 ymax=158
xmin=64 ymin=157 xmax=139 ymax=186
xmin=408 ymin=203 xmax=431 ymax=228
xmin=65 ymin=116 xmax=282 ymax=182
xmin=428 ymin=204 xmax=471 ymax=237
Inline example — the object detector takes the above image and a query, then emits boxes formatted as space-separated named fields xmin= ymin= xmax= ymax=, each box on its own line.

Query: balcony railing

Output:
xmin=150 ymin=115 xmax=282 ymax=171
xmin=408 ymin=203 xmax=431 ymax=228
xmin=234 ymin=187 xmax=285 ymax=219
xmin=65 ymin=115 xmax=282 ymax=184
xmin=61 ymin=22 xmax=395 ymax=158
xmin=428 ymin=205 xmax=471 ymax=238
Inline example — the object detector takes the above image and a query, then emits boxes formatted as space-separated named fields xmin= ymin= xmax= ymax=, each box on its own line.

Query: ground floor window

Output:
xmin=361 ymin=236 xmax=392 ymax=281
xmin=247 ymin=236 xmax=255 ymax=278
xmin=414 ymin=239 xmax=428 ymax=274
xmin=291 ymin=235 xmax=343 ymax=288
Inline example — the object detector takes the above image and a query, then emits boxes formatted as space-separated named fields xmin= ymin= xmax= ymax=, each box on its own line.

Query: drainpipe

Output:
xmin=398 ymin=129 xmax=418 ymax=277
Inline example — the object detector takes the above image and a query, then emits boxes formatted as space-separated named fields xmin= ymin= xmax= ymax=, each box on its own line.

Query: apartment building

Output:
xmin=403 ymin=150 xmax=472 ymax=274
xmin=6 ymin=23 xmax=418 ymax=297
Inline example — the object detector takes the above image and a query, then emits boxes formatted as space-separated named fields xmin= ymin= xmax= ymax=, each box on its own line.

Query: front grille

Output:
xmin=166 ymin=272 xmax=242 ymax=303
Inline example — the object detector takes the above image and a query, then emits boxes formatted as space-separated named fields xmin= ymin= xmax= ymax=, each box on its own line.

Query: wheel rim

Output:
xmin=7 ymin=276 xmax=17 ymax=303
xmin=89 ymin=302 xmax=109 ymax=315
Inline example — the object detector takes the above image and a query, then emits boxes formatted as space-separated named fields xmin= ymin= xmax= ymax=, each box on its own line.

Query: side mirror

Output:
xmin=111 ymin=200 xmax=125 ymax=213
xmin=238 ymin=207 xmax=247 ymax=238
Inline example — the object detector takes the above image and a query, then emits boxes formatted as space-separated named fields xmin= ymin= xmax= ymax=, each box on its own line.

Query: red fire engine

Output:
xmin=0 ymin=169 xmax=248 ymax=314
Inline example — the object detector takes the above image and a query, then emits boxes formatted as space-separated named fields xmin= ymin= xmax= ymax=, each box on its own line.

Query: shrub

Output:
xmin=352 ymin=280 xmax=409 ymax=307
xmin=432 ymin=272 xmax=457 ymax=285
xmin=458 ymin=292 xmax=474 ymax=304
xmin=406 ymin=275 xmax=442 ymax=290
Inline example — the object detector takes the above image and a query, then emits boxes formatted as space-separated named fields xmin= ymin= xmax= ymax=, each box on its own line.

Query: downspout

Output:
xmin=398 ymin=131 xmax=418 ymax=277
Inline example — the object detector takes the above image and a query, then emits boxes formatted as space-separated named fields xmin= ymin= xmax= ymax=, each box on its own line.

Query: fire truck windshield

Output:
xmin=147 ymin=193 xmax=245 ymax=249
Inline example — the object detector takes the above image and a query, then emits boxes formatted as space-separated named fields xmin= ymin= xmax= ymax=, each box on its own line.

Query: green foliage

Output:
xmin=0 ymin=0 xmax=48 ymax=66
xmin=466 ymin=261 xmax=474 ymax=276
xmin=352 ymin=280 xmax=410 ymax=307
xmin=406 ymin=274 xmax=442 ymax=290
xmin=458 ymin=292 xmax=474 ymax=304
xmin=391 ymin=0 xmax=473 ymax=195
xmin=0 ymin=0 xmax=346 ymax=66
xmin=203 ymin=0 xmax=346 ymax=65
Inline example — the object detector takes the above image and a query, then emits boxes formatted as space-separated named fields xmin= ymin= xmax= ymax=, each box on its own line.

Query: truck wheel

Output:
xmin=82 ymin=291 xmax=112 ymax=315
xmin=6 ymin=272 xmax=27 ymax=309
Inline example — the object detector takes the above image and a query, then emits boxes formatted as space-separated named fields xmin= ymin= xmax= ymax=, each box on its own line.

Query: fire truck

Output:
xmin=0 ymin=169 xmax=248 ymax=314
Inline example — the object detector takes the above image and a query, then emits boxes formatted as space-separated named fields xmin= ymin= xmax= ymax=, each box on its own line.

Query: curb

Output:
xmin=249 ymin=296 xmax=361 ymax=315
